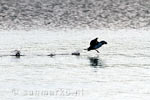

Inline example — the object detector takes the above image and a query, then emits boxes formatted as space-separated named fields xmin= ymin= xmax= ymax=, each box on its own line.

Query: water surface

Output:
xmin=0 ymin=29 xmax=150 ymax=100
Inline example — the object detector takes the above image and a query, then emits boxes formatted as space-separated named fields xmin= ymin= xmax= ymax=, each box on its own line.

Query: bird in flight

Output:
xmin=85 ymin=38 xmax=107 ymax=53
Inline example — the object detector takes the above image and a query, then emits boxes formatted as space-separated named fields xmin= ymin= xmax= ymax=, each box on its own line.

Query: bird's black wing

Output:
xmin=90 ymin=38 xmax=98 ymax=47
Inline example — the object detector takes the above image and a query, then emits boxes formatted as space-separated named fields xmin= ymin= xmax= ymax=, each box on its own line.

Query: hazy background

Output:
xmin=0 ymin=0 xmax=150 ymax=30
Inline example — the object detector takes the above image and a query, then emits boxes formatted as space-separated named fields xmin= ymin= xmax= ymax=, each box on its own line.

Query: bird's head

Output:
xmin=95 ymin=37 xmax=98 ymax=40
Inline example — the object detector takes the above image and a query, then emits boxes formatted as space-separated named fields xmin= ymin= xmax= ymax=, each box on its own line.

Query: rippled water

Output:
xmin=0 ymin=29 xmax=150 ymax=100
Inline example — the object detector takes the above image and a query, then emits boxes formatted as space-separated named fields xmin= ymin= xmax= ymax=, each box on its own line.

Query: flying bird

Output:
xmin=85 ymin=38 xmax=107 ymax=53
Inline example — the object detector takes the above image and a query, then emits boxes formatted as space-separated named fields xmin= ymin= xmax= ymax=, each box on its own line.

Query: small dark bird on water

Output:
xmin=85 ymin=38 xmax=107 ymax=53
xmin=71 ymin=52 xmax=80 ymax=56
xmin=15 ymin=50 xmax=21 ymax=57
xmin=12 ymin=50 xmax=21 ymax=57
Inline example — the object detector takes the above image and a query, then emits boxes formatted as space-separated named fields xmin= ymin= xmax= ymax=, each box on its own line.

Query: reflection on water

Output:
xmin=15 ymin=56 xmax=20 ymax=59
xmin=88 ymin=56 xmax=105 ymax=68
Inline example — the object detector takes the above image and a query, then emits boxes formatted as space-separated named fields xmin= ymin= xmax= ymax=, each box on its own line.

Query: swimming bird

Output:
xmin=14 ymin=50 xmax=21 ymax=57
xmin=85 ymin=38 xmax=107 ymax=53
xmin=71 ymin=52 xmax=80 ymax=56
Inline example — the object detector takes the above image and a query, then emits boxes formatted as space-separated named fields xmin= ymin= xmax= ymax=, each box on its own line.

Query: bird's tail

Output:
xmin=84 ymin=47 xmax=91 ymax=51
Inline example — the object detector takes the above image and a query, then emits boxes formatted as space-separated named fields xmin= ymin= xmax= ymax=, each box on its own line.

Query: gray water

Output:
xmin=0 ymin=29 xmax=150 ymax=100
